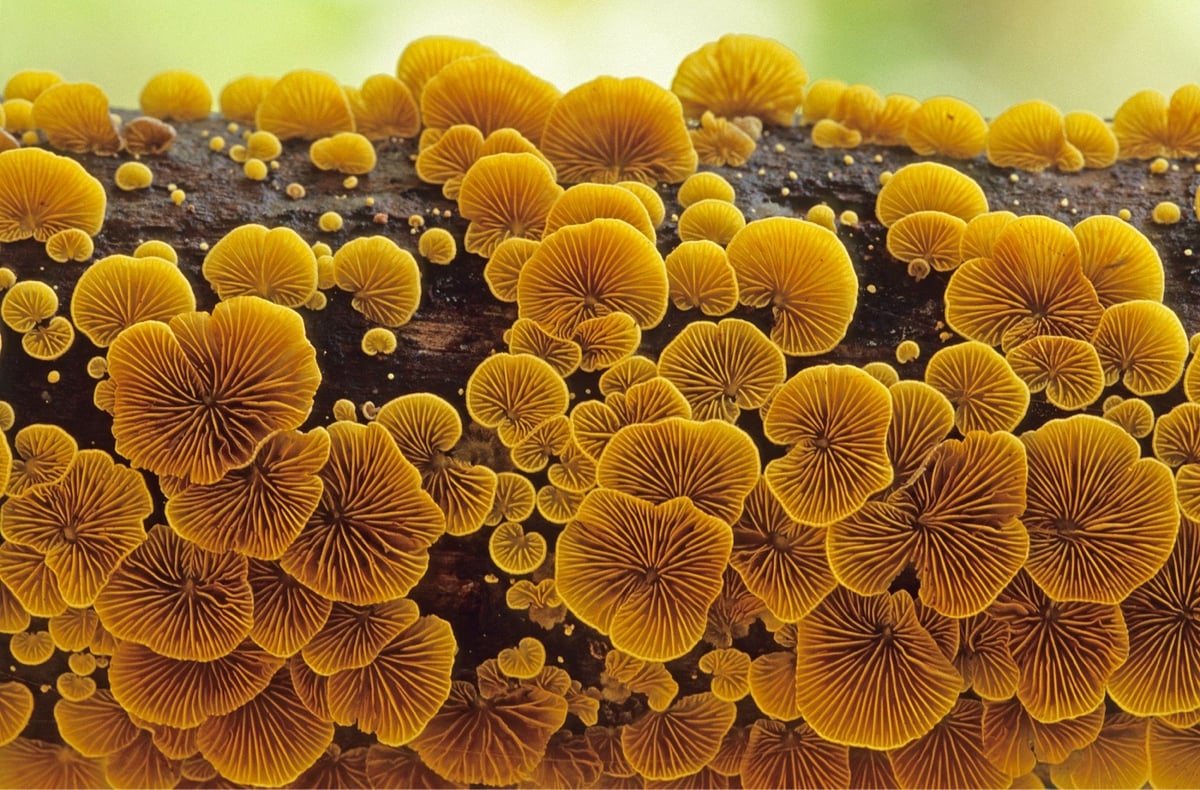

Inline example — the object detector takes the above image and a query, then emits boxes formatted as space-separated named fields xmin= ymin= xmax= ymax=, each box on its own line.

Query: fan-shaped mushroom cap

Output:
xmin=414 ymin=123 xmax=484 ymax=198
xmin=671 ymin=34 xmax=806 ymax=125
xmin=246 ymin=558 xmax=331 ymax=658
xmin=48 ymin=607 xmax=98 ymax=653
xmin=886 ymin=379 xmax=955 ymax=488
xmin=557 ymin=489 xmax=732 ymax=662
xmin=725 ymin=216 xmax=857 ymax=356
xmin=108 ymin=639 xmax=283 ymax=728
xmin=53 ymin=690 xmax=141 ymax=759
xmin=657 ymin=319 xmax=785 ymax=422
xmin=1146 ymin=719 xmax=1200 ymax=789
xmin=332 ymin=234 xmax=422 ymax=327
xmin=1006 ymin=335 xmax=1105 ymax=411
xmin=349 ymin=73 xmax=420 ymax=140
xmin=697 ymin=648 xmax=751 ymax=702
xmin=517 ymin=218 xmax=667 ymax=337
xmin=730 ymin=477 xmax=835 ymax=622
xmin=486 ymin=472 xmax=536 ymax=527
xmin=762 ymin=364 xmax=893 ymax=526
xmin=496 ymin=635 xmax=546 ymax=680
xmin=2 ymin=447 xmax=150 ymax=609
xmin=218 ymin=74 xmax=276 ymax=123
xmin=255 ymin=68 xmax=354 ymax=140
xmin=1021 ymin=414 xmax=1177 ymax=604
xmin=545 ymin=182 xmax=656 ymax=242
xmin=981 ymin=697 xmax=1103 ymax=777
xmin=889 ymin=698 xmax=1009 ymax=790
xmin=0 ymin=542 xmax=67 ymax=618
xmin=734 ymin=715 xmax=849 ymax=787
xmin=71 ymin=253 xmax=195 ymax=347
xmin=280 ymin=421 xmax=445 ymax=604
xmin=1166 ymin=83 xmax=1200 ymax=156
xmin=1 ymin=280 xmax=57 ymax=334
xmin=509 ymin=413 xmax=572 ymax=473
xmin=1105 ymin=395 xmax=1156 ymax=439
xmin=925 ymin=341 xmax=1030 ymax=434
xmin=107 ymin=296 xmax=320 ymax=485
xmin=904 ymin=95 xmax=988 ymax=158
xmin=165 ymin=427 xmax=329 ymax=560
xmin=366 ymin=744 xmax=465 ymax=790
xmin=0 ymin=682 xmax=33 ymax=747
xmin=950 ymin=613 xmax=1018 ymax=701
xmin=458 ymin=152 xmax=563 ymax=258
xmin=202 ymin=223 xmax=317 ymax=307
xmin=540 ymin=75 xmax=696 ymax=185
xmin=599 ymin=355 xmax=659 ymax=397
xmin=885 ymin=210 xmax=967 ymax=276
xmin=946 ymin=215 xmax=1102 ymax=350
xmin=139 ymin=70 xmax=211 ymax=121
xmin=574 ymin=311 xmax=642 ymax=373
xmin=411 ymin=681 xmax=568 ymax=785
xmin=829 ymin=430 xmax=1028 ymax=618
xmin=678 ymin=172 xmax=736 ymax=208
xmin=959 ymin=210 xmax=1017 ymax=262
xmin=417 ymin=227 xmax=457 ymax=265
xmin=1113 ymin=88 xmax=1171 ymax=159
xmin=1064 ymin=110 xmax=1120 ymax=168
xmin=308 ymin=130 xmax=377 ymax=175
xmin=794 ymin=587 xmax=962 ymax=749
xmin=1106 ymin=514 xmax=1200 ymax=716
xmin=1091 ymin=299 xmax=1188 ymax=395
xmin=20 ymin=315 xmax=74 ymax=360
xmin=622 ymin=692 xmax=736 ymax=781
xmin=678 ymin=199 xmax=746 ymax=246
xmin=875 ymin=161 xmax=988 ymax=228
xmin=420 ymin=54 xmax=558 ymax=146
xmin=690 ymin=110 xmax=757 ymax=167
xmin=0 ymin=148 xmax=106 ymax=242
xmin=989 ymin=570 xmax=1128 ymax=722
xmin=986 ymin=99 xmax=1080 ymax=172
xmin=325 ymin=613 xmax=456 ymax=746
xmin=1047 ymin=710 xmax=1148 ymax=789
xmin=94 ymin=524 xmax=251 ymax=660
xmin=197 ymin=668 xmax=333 ymax=786
xmin=4 ymin=69 xmax=63 ymax=101
xmin=466 ymin=352 xmax=569 ymax=447
xmin=9 ymin=629 xmax=54 ymax=665
xmin=489 ymin=521 xmax=548 ymax=575
xmin=484 ymin=237 xmax=541 ymax=304
xmin=395 ymin=35 xmax=496 ymax=102
xmin=0 ymin=738 xmax=104 ymax=788
xmin=597 ymin=417 xmax=759 ymax=523
xmin=1073 ymin=214 xmax=1163 ymax=307
xmin=603 ymin=649 xmax=678 ymax=711
xmin=31 ymin=81 xmax=121 ymax=154
xmin=44 ymin=227 xmax=94 ymax=263
xmin=664 ymin=240 xmax=739 ymax=316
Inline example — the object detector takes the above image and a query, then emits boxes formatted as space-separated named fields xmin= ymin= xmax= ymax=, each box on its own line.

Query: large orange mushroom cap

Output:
xmin=1073 ymin=214 xmax=1164 ymax=307
xmin=657 ymin=318 xmax=786 ymax=422
xmin=395 ymin=35 xmax=497 ymax=104
xmin=420 ymin=54 xmax=560 ymax=144
xmin=1147 ymin=718 xmax=1200 ymax=789
xmin=106 ymin=295 xmax=321 ymax=486
xmin=202 ymin=223 xmax=318 ymax=308
xmin=197 ymin=668 xmax=334 ymax=787
xmin=945 ymin=215 xmax=1102 ymax=350
xmin=828 ymin=430 xmax=1029 ymax=618
xmin=458 ymin=152 xmax=563 ymax=258
xmin=31 ymin=81 xmax=121 ymax=154
xmin=1091 ymin=299 xmax=1189 ymax=396
xmin=1047 ymin=710 xmax=1148 ymax=789
xmin=366 ymin=743 xmax=465 ymax=790
xmin=725 ymin=217 xmax=858 ymax=356
xmin=1 ymin=448 xmax=151 ymax=608
xmin=622 ymin=692 xmax=737 ymax=781
xmin=350 ymin=73 xmax=421 ymax=140
xmin=924 ymin=340 xmax=1030 ymax=434
xmin=888 ymin=698 xmax=1010 ymax=790
xmin=94 ymin=524 xmax=252 ymax=661
xmin=139 ymin=69 xmax=212 ymax=121
xmin=0 ymin=681 xmax=33 ymax=747
xmin=671 ymin=34 xmax=807 ymax=125
xmin=886 ymin=379 xmax=955 ymax=488
xmin=730 ymin=476 xmax=836 ymax=622
xmin=302 ymin=598 xmax=419 ymax=675
xmin=280 ymin=421 xmax=445 ymax=605
xmin=1021 ymin=414 xmax=1178 ymax=604
xmin=0 ymin=542 xmax=68 ymax=618
xmin=793 ymin=587 xmax=962 ymax=749
xmin=904 ymin=95 xmax=989 ymax=159
xmin=0 ymin=148 xmax=106 ymax=242
xmin=108 ymin=640 xmax=284 ymax=728
xmin=762 ymin=364 xmax=893 ymax=526
xmin=0 ymin=738 xmax=105 ymax=789
xmin=410 ymin=681 xmax=568 ymax=786
xmin=517 ymin=217 xmax=668 ymax=337
xmin=981 ymin=697 xmax=1104 ymax=778
xmin=246 ymin=558 xmax=332 ymax=658
xmin=332 ymin=234 xmax=422 ymax=327
xmin=738 ymin=718 xmax=850 ymax=790
xmin=465 ymin=352 xmax=569 ymax=447
xmin=254 ymin=68 xmax=355 ymax=140
xmin=1106 ymin=514 xmax=1200 ymax=716
xmin=556 ymin=489 xmax=733 ymax=662
xmin=70 ymin=254 xmax=196 ymax=347
xmin=327 ymin=614 xmax=456 ymax=746
xmin=989 ymin=569 xmax=1128 ymax=723
xmin=874 ymin=161 xmax=988 ymax=228
xmin=165 ymin=427 xmax=329 ymax=560
xmin=596 ymin=417 xmax=760 ymax=523
xmin=540 ymin=75 xmax=696 ymax=185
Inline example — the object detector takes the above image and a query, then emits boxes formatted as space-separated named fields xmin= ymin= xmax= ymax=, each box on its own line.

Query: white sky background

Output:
xmin=2 ymin=0 xmax=1200 ymax=116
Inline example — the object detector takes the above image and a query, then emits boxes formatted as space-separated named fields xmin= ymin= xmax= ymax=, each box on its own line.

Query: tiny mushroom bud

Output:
xmin=113 ymin=161 xmax=153 ymax=191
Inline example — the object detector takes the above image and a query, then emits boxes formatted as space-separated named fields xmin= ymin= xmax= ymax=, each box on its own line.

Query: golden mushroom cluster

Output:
xmin=1 ymin=30 xmax=1200 ymax=790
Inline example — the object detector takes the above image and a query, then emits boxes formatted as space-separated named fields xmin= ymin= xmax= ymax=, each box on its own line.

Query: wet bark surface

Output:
xmin=2 ymin=117 xmax=1199 ymax=745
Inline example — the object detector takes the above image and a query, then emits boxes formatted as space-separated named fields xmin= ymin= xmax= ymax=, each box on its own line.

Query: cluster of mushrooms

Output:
xmin=0 ymin=31 xmax=1199 ymax=790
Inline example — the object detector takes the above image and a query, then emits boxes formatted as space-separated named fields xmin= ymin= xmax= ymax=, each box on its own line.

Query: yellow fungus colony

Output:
xmin=0 ymin=32 xmax=1199 ymax=790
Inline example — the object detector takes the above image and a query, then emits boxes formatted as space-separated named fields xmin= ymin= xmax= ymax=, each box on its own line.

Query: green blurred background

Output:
xmin=2 ymin=0 xmax=1198 ymax=116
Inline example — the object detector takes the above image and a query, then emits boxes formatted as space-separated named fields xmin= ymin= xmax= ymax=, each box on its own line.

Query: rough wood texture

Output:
xmin=2 ymin=118 xmax=1199 ymax=743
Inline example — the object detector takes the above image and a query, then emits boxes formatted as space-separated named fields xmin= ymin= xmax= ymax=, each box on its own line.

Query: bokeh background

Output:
xmin=2 ymin=0 xmax=1199 ymax=117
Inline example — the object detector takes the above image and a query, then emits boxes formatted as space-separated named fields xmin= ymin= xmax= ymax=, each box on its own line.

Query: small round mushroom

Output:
xmin=71 ymin=253 xmax=195 ymax=346
xmin=310 ymin=131 xmax=377 ymax=175
xmin=690 ymin=110 xmax=757 ymax=168
xmin=925 ymin=341 xmax=1030 ymax=434
xmin=885 ymin=209 xmax=967 ymax=273
xmin=43 ymin=228 xmax=94 ymax=263
xmin=663 ymin=240 xmax=739 ymax=316
xmin=332 ymin=235 xmax=422 ymax=327
xmin=1006 ymin=335 xmax=1105 ymax=411
xmin=677 ymin=199 xmax=746 ymax=246
xmin=465 ymin=352 xmax=569 ymax=447
xmin=138 ymin=70 xmax=211 ymax=121
xmin=417 ymin=227 xmax=457 ymax=264
xmin=905 ymin=96 xmax=988 ymax=159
